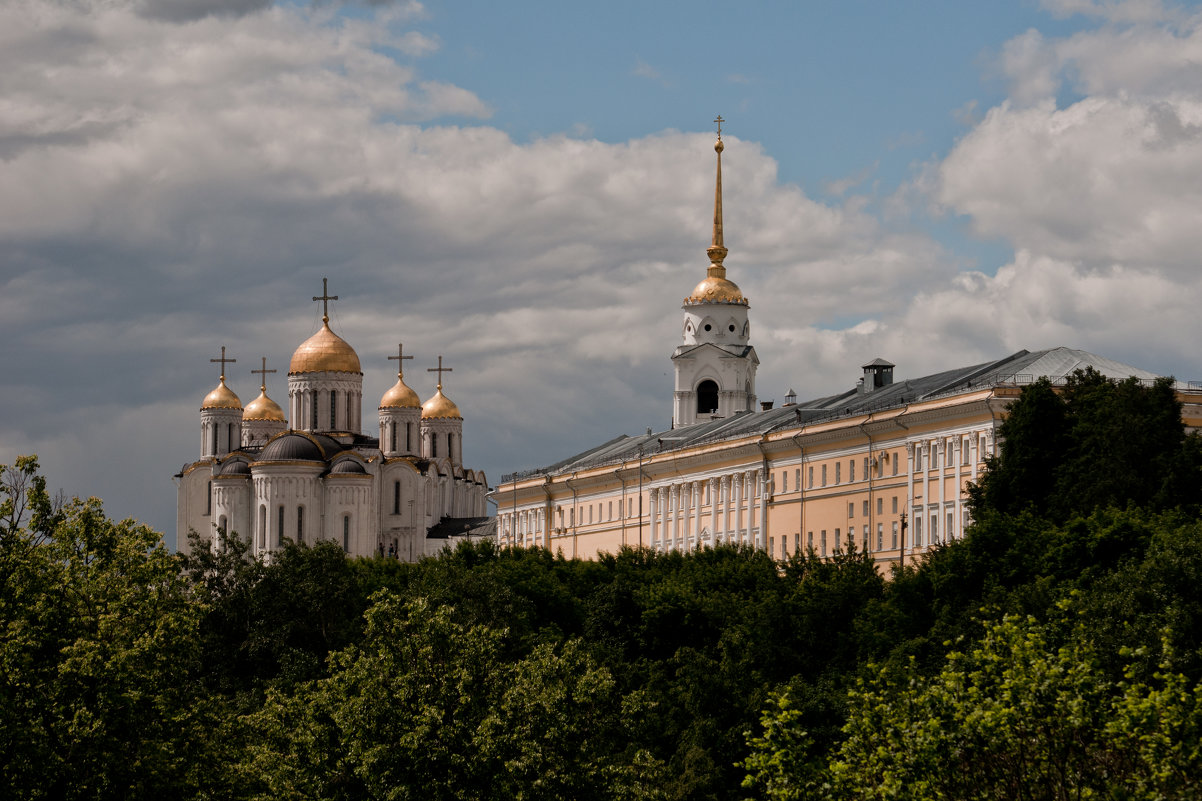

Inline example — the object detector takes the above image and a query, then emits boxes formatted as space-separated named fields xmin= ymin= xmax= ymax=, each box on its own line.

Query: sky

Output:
xmin=5 ymin=0 xmax=1202 ymax=547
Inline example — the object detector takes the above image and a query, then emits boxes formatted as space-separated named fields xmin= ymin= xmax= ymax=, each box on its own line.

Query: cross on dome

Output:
xmin=389 ymin=343 xmax=414 ymax=378
xmin=210 ymin=345 xmax=235 ymax=381
xmin=251 ymin=356 xmax=277 ymax=391
xmin=428 ymin=355 xmax=452 ymax=390
xmin=312 ymin=277 xmax=339 ymax=323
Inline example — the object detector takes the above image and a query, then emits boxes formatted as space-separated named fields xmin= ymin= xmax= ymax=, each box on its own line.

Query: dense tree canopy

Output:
xmin=3 ymin=373 xmax=1201 ymax=800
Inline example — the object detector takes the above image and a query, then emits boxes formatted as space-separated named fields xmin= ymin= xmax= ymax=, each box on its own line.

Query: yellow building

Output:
xmin=493 ymin=129 xmax=1202 ymax=567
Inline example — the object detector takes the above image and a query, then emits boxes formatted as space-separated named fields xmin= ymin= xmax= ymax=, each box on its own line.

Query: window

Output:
xmin=808 ymin=466 xmax=814 ymax=488
xmin=963 ymin=509 xmax=971 ymax=532
xmin=892 ymin=452 xmax=899 ymax=476
xmin=389 ymin=423 xmax=396 ymax=452
xmin=892 ymin=521 xmax=898 ymax=549
xmin=448 ymin=433 xmax=454 ymax=458
xmin=406 ymin=423 xmax=412 ymax=452
xmin=850 ymin=459 xmax=856 ymax=483
xmin=863 ymin=500 xmax=869 ymax=517
xmin=819 ymin=530 xmax=825 ymax=557
xmin=628 ymin=498 xmax=633 ymax=517
xmin=848 ymin=501 xmax=855 ymax=518
xmin=259 ymin=506 xmax=266 ymax=549
xmin=962 ymin=440 xmax=970 ymax=466
xmin=588 ymin=506 xmax=593 ymax=524
xmin=795 ymin=469 xmax=800 ymax=492
xmin=914 ymin=515 xmax=922 ymax=547
xmin=431 ymin=435 xmax=437 ymax=458
xmin=608 ymin=501 xmax=613 ymax=520
xmin=932 ymin=446 xmax=939 ymax=469
xmin=892 ymin=496 xmax=898 ymax=514
xmin=947 ymin=511 xmax=955 ymax=540
xmin=916 ymin=449 xmax=923 ymax=471
xmin=696 ymin=380 xmax=719 ymax=414
xmin=330 ymin=390 xmax=337 ymax=429
xmin=393 ymin=481 xmax=401 ymax=515
xmin=277 ymin=506 xmax=284 ymax=546
xmin=570 ymin=508 xmax=575 ymax=527
xmin=863 ymin=457 xmax=869 ymax=478
xmin=835 ymin=462 xmax=841 ymax=484
xmin=794 ymin=532 xmax=800 ymax=552
xmin=781 ymin=471 xmax=787 ymax=493
xmin=862 ymin=525 xmax=869 ymax=551
xmin=930 ymin=513 xmax=938 ymax=545
xmin=310 ymin=391 xmax=318 ymax=430
xmin=343 ymin=516 xmax=350 ymax=552
xmin=206 ymin=480 xmax=212 ymax=516
xmin=821 ymin=465 xmax=827 ymax=487
xmin=211 ymin=425 xmax=217 ymax=455
xmin=877 ymin=523 xmax=883 ymax=551
xmin=877 ymin=497 xmax=883 ymax=516
xmin=769 ymin=536 xmax=774 ymax=556
xmin=297 ymin=506 xmax=304 ymax=544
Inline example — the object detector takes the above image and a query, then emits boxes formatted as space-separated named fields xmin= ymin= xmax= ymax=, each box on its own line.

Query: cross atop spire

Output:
xmin=251 ymin=356 xmax=277 ymax=392
xmin=312 ymin=277 xmax=339 ymax=323
xmin=427 ymin=355 xmax=452 ymax=390
xmin=709 ymin=114 xmax=727 ymax=264
xmin=388 ymin=343 xmax=414 ymax=378
xmin=210 ymin=346 xmax=235 ymax=381
xmin=714 ymin=114 xmax=724 ymax=139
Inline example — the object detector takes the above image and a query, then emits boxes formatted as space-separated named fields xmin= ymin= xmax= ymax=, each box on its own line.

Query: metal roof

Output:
xmin=501 ymin=346 xmax=1170 ymax=482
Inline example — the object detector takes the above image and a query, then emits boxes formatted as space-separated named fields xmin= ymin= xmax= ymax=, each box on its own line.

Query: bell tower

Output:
xmin=671 ymin=117 xmax=758 ymax=427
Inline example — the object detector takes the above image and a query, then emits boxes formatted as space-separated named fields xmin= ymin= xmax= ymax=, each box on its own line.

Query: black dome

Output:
xmin=216 ymin=459 xmax=251 ymax=476
xmin=258 ymin=432 xmax=326 ymax=463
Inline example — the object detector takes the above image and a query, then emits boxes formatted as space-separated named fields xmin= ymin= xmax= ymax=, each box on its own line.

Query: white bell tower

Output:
xmin=671 ymin=117 xmax=758 ymax=428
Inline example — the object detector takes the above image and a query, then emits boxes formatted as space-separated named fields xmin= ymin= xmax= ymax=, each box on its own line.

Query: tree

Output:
xmin=0 ymin=457 xmax=213 ymax=800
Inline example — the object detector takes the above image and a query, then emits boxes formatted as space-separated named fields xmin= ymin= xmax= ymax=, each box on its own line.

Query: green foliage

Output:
xmin=0 ymin=456 xmax=212 ymax=800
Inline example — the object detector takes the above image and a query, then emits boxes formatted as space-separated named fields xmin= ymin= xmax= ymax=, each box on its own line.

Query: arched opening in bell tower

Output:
xmin=696 ymin=380 xmax=719 ymax=415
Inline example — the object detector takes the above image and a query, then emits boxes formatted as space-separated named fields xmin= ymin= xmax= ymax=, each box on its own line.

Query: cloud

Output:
xmin=632 ymin=57 xmax=671 ymax=87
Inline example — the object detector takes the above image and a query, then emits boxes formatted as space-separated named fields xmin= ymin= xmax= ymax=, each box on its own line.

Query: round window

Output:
xmin=704 ymin=324 xmax=712 ymax=331
xmin=728 ymin=324 xmax=736 ymax=332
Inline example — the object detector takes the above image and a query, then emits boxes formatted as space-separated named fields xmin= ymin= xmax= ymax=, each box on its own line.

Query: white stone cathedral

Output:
xmin=175 ymin=283 xmax=489 ymax=560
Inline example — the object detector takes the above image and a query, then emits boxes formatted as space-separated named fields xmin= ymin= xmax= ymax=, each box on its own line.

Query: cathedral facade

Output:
xmin=493 ymin=127 xmax=1202 ymax=565
xmin=175 ymin=286 xmax=489 ymax=560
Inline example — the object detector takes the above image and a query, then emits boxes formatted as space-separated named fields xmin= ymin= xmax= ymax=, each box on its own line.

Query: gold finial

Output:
xmin=251 ymin=356 xmax=277 ymax=393
xmin=388 ymin=343 xmax=414 ymax=379
xmin=708 ymin=115 xmax=728 ymax=269
xmin=312 ymin=277 xmax=339 ymax=324
xmin=210 ymin=345 xmax=236 ymax=382
xmin=427 ymin=355 xmax=452 ymax=391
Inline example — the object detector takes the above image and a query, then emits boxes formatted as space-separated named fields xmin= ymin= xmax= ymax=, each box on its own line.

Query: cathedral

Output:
xmin=493 ymin=123 xmax=1202 ymax=564
xmin=175 ymin=284 xmax=490 ymax=560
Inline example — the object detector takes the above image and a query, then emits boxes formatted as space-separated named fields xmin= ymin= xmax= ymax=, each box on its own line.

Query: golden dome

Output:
xmin=201 ymin=378 xmax=242 ymax=410
xmin=685 ymin=273 xmax=747 ymax=305
xmin=244 ymin=388 xmax=286 ymax=422
xmin=380 ymin=375 xmax=420 ymax=409
xmin=421 ymin=387 xmax=462 ymax=420
xmin=289 ymin=321 xmax=361 ymax=374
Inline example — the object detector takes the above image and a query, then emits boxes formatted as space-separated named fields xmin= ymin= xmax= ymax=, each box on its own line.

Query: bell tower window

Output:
xmin=696 ymin=380 xmax=719 ymax=415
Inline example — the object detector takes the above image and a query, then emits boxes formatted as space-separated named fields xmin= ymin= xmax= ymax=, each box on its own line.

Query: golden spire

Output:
xmin=684 ymin=116 xmax=747 ymax=306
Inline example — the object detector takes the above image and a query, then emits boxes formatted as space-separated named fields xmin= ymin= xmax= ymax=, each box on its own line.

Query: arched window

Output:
xmin=310 ymin=391 xmax=318 ymax=430
xmin=206 ymin=480 xmax=212 ymax=515
xmin=390 ymin=422 xmax=396 ymax=453
xmin=343 ymin=515 xmax=350 ymax=553
xmin=696 ymin=380 xmax=719 ymax=414
xmin=431 ymin=434 xmax=438 ymax=458
xmin=447 ymin=432 xmax=454 ymax=459
xmin=277 ymin=505 xmax=285 ymax=546
xmin=330 ymin=390 xmax=337 ymax=429
xmin=406 ymin=423 xmax=412 ymax=452
xmin=259 ymin=505 xmax=266 ymax=549
xmin=296 ymin=505 xmax=304 ymax=543
xmin=211 ymin=424 xmax=218 ymax=455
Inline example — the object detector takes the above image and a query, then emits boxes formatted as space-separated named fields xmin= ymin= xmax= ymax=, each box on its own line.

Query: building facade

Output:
xmin=492 ymin=130 xmax=1202 ymax=567
xmin=176 ymin=287 xmax=489 ymax=559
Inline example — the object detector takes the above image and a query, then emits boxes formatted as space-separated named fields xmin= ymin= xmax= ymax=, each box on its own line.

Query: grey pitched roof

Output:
xmin=501 ymin=347 xmax=1166 ymax=482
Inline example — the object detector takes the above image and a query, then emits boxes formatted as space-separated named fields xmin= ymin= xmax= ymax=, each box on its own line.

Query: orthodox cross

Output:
xmin=428 ymin=355 xmax=452 ymax=390
xmin=714 ymin=114 xmax=724 ymax=139
xmin=388 ymin=343 xmax=414 ymax=377
xmin=312 ymin=277 xmax=339 ymax=323
xmin=251 ymin=356 xmax=277 ymax=391
xmin=210 ymin=346 xmax=235 ymax=381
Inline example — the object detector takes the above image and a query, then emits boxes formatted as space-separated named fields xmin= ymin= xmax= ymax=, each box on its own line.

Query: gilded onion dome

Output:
xmin=421 ymin=387 xmax=462 ymax=420
xmin=683 ymin=131 xmax=748 ymax=307
xmin=289 ymin=321 xmax=362 ymax=374
xmin=201 ymin=378 xmax=242 ymax=410
xmin=380 ymin=375 xmax=420 ymax=409
xmin=244 ymin=388 xmax=285 ymax=421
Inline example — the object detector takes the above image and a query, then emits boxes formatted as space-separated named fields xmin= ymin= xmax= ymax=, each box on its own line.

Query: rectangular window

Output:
xmin=795 ymin=469 xmax=801 ymax=492
xmin=343 ymin=516 xmax=350 ymax=553
xmin=892 ymin=452 xmax=899 ymax=476
xmin=570 ymin=508 xmax=575 ymax=526
xmin=914 ymin=515 xmax=922 ymax=547
xmin=205 ymin=480 xmax=212 ymax=516
xmin=848 ymin=501 xmax=855 ymax=518
xmin=962 ymin=441 xmax=970 ymax=466
xmin=588 ymin=506 xmax=593 ymax=524
xmin=835 ymin=462 xmax=841 ymax=484
xmin=963 ymin=509 xmax=971 ymax=531
xmin=892 ymin=496 xmax=898 ymax=514
xmin=330 ymin=390 xmax=337 ymax=429
xmin=781 ymin=471 xmax=788 ymax=493
xmin=393 ymin=481 xmax=401 ymax=515
xmin=948 ymin=511 xmax=955 ymax=540
xmin=933 ymin=446 xmax=939 ymax=469
xmin=877 ymin=497 xmax=883 ymax=516
xmin=916 ymin=449 xmax=923 ymax=471
xmin=819 ymin=530 xmax=825 ymax=557
xmin=849 ymin=459 xmax=855 ymax=483
xmin=931 ymin=513 xmax=938 ymax=545
xmin=821 ymin=464 xmax=827 ymax=487
xmin=277 ymin=506 xmax=284 ymax=546
xmin=862 ymin=525 xmax=869 ymax=551
xmin=608 ymin=501 xmax=613 ymax=520
xmin=808 ymin=466 xmax=814 ymax=488
xmin=794 ymin=532 xmax=801 ymax=552
xmin=892 ymin=521 xmax=898 ymax=549
xmin=863 ymin=500 xmax=869 ymax=517
xmin=877 ymin=523 xmax=883 ymax=551
xmin=297 ymin=506 xmax=304 ymax=544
